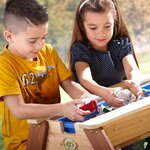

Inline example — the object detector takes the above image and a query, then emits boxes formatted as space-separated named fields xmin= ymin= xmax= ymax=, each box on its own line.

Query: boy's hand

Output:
xmin=62 ymin=100 xmax=91 ymax=121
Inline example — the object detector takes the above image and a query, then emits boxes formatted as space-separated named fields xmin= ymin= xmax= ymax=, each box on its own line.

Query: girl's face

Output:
xmin=5 ymin=22 xmax=48 ymax=60
xmin=83 ymin=10 xmax=114 ymax=51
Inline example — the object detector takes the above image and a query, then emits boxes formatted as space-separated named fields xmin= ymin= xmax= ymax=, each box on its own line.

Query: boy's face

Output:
xmin=4 ymin=22 xmax=48 ymax=60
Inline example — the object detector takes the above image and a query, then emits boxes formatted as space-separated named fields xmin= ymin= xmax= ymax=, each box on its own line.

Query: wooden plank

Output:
xmin=45 ymin=120 xmax=94 ymax=150
xmin=77 ymin=97 xmax=150 ymax=148
xmin=27 ymin=121 xmax=49 ymax=150
xmin=110 ymin=75 xmax=150 ymax=88
xmin=103 ymin=107 xmax=150 ymax=147
xmin=77 ymin=97 xmax=150 ymax=129
xmin=84 ymin=128 xmax=115 ymax=150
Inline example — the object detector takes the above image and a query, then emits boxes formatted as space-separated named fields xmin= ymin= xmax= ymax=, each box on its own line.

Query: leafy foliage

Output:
xmin=0 ymin=0 xmax=149 ymax=56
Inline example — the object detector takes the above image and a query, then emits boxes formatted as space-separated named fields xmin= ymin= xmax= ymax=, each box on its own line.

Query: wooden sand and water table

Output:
xmin=27 ymin=76 xmax=150 ymax=150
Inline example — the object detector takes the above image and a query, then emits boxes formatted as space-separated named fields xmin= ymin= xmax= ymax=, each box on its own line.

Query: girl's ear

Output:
xmin=3 ymin=30 xmax=14 ymax=43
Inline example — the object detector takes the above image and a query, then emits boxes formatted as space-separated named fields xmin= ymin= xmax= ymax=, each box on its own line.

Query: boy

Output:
xmin=0 ymin=0 xmax=96 ymax=149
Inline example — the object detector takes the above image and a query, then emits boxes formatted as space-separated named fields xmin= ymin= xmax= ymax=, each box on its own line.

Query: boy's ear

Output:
xmin=3 ymin=30 xmax=14 ymax=43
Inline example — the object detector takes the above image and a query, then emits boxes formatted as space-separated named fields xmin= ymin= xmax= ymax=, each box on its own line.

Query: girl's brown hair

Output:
xmin=68 ymin=0 xmax=138 ymax=69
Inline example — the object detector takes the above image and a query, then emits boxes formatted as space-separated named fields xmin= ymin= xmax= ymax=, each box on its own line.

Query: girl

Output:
xmin=0 ymin=0 xmax=98 ymax=149
xmin=69 ymin=0 xmax=142 ymax=107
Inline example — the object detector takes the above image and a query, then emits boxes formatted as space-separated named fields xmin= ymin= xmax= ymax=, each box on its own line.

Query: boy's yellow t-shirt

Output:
xmin=0 ymin=44 xmax=71 ymax=150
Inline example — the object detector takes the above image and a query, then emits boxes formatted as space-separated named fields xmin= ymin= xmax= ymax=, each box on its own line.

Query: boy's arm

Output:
xmin=3 ymin=94 xmax=89 ymax=121
xmin=3 ymin=94 xmax=63 ymax=119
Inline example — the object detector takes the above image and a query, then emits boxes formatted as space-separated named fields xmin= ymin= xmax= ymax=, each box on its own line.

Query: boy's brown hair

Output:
xmin=4 ymin=0 xmax=48 ymax=32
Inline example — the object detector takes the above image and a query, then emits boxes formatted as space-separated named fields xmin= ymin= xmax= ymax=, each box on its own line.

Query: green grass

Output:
xmin=0 ymin=119 xmax=4 ymax=150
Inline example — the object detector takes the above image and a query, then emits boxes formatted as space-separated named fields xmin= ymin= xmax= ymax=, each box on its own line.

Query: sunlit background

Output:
xmin=0 ymin=0 xmax=150 ymax=149
xmin=0 ymin=0 xmax=150 ymax=73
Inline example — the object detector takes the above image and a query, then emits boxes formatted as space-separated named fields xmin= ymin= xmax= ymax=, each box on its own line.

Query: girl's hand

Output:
xmin=102 ymin=87 xmax=124 ymax=107
xmin=62 ymin=100 xmax=91 ymax=121
xmin=124 ymin=80 xmax=142 ymax=99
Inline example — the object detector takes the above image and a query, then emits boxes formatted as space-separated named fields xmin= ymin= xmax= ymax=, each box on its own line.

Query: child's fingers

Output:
xmin=70 ymin=109 xmax=91 ymax=121
xmin=107 ymin=95 xmax=124 ymax=107
xmin=136 ymin=94 xmax=141 ymax=100
xmin=124 ymin=80 xmax=134 ymax=86
xmin=72 ymin=99 xmax=85 ymax=105
xmin=114 ymin=98 xmax=124 ymax=106
xmin=77 ymin=109 xmax=91 ymax=115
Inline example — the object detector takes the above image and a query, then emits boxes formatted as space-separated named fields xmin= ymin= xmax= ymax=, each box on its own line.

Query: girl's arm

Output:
xmin=74 ymin=61 xmax=124 ymax=107
xmin=123 ymin=54 xmax=141 ymax=85
xmin=122 ymin=54 xmax=142 ymax=97
xmin=60 ymin=76 xmax=98 ymax=99
xmin=3 ymin=94 xmax=90 ymax=121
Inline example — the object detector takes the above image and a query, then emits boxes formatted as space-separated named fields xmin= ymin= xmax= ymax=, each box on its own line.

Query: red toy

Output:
xmin=79 ymin=100 xmax=98 ymax=112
